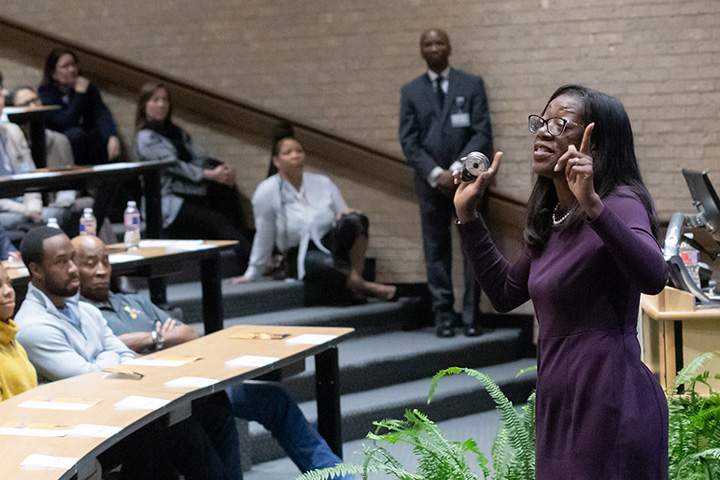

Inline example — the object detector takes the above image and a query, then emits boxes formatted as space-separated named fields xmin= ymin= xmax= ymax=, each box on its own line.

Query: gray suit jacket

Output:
xmin=399 ymin=68 xmax=492 ymax=185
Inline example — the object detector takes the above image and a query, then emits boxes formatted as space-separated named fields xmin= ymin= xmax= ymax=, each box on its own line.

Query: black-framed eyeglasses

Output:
xmin=528 ymin=114 xmax=582 ymax=137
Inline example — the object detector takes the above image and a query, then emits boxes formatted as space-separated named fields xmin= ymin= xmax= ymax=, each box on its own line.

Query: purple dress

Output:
xmin=458 ymin=187 xmax=669 ymax=480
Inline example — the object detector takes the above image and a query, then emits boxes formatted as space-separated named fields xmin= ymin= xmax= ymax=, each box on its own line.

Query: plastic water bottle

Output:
xmin=679 ymin=234 xmax=701 ymax=288
xmin=46 ymin=217 xmax=61 ymax=230
xmin=79 ymin=207 xmax=97 ymax=236
xmin=123 ymin=201 xmax=141 ymax=249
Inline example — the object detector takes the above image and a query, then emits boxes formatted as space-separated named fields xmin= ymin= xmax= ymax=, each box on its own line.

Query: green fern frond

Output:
xmin=516 ymin=365 xmax=538 ymax=377
xmin=670 ymin=350 xmax=720 ymax=394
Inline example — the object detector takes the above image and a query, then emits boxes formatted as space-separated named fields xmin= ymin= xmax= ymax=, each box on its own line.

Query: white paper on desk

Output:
xmin=92 ymin=162 xmax=136 ymax=171
xmin=164 ymin=376 xmax=219 ymax=388
xmin=18 ymin=400 xmax=95 ymax=411
xmin=113 ymin=395 xmax=171 ymax=410
xmin=20 ymin=453 xmax=78 ymax=469
xmin=286 ymin=334 xmax=338 ymax=345
xmin=139 ymin=239 xmax=215 ymax=251
xmin=225 ymin=355 xmax=279 ymax=368
xmin=68 ymin=424 xmax=123 ymax=438
xmin=123 ymin=358 xmax=189 ymax=367
xmin=0 ymin=427 xmax=69 ymax=437
xmin=108 ymin=253 xmax=144 ymax=263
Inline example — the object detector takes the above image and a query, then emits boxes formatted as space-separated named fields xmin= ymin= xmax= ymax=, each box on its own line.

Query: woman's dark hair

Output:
xmin=267 ymin=121 xmax=296 ymax=177
xmin=523 ymin=84 xmax=660 ymax=256
xmin=134 ymin=82 xmax=173 ymax=131
xmin=41 ymin=48 xmax=78 ymax=87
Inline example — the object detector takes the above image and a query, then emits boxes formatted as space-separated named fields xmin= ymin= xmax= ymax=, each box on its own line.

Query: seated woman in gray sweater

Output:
xmin=133 ymin=82 xmax=250 ymax=269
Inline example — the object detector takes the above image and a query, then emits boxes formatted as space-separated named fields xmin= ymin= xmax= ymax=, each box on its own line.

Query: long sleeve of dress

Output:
xmin=457 ymin=217 xmax=532 ymax=313
xmin=588 ymin=190 xmax=668 ymax=294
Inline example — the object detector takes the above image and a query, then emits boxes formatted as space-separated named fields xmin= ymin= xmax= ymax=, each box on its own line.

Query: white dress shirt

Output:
xmin=244 ymin=172 xmax=347 ymax=280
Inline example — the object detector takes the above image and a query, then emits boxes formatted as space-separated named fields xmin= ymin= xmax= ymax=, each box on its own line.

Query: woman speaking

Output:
xmin=454 ymin=84 xmax=669 ymax=479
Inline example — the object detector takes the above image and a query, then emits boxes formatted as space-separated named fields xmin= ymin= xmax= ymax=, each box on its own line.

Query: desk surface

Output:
xmin=0 ymin=160 xmax=175 ymax=199
xmin=641 ymin=288 xmax=720 ymax=321
xmin=0 ymin=324 xmax=354 ymax=480
xmin=5 ymin=239 xmax=238 ymax=284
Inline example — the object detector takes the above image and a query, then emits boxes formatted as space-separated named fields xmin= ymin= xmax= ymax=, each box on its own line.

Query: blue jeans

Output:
xmin=226 ymin=382 xmax=350 ymax=478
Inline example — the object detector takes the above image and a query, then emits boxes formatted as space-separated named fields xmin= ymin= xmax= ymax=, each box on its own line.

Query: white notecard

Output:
xmin=20 ymin=454 xmax=78 ymax=469
xmin=68 ymin=424 xmax=123 ymax=438
xmin=123 ymin=358 xmax=189 ymax=367
xmin=113 ymin=395 xmax=171 ymax=410
xmin=225 ymin=355 xmax=278 ymax=368
xmin=0 ymin=427 xmax=69 ymax=438
xmin=108 ymin=253 xmax=144 ymax=263
xmin=164 ymin=376 xmax=219 ymax=388
xmin=286 ymin=334 xmax=338 ymax=345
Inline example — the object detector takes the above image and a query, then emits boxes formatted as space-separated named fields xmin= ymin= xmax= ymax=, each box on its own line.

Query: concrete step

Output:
xmin=246 ymin=358 xmax=536 ymax=465
xmin=245 ymin=406 xmax=517 ymax=480
xmin=164 ymin=279 xmax=306 ymax=325
xmin=277 ymin=327 xmax=525 ymax=402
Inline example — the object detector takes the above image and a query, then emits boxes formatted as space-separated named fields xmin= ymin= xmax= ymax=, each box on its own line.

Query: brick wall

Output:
xmin=2 ymin=0 xmax=720 ymax=306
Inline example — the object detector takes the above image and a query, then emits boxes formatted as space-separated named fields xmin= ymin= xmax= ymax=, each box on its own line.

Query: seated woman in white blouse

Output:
xmin=235 ymin=127 xmax=396 ymax=303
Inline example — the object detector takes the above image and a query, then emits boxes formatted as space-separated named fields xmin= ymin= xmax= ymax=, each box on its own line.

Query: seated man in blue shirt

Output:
xmin=15 ymin=227 xmax=241 ymax=480
xmin=72 ymin=234 xmax=350 ymax=478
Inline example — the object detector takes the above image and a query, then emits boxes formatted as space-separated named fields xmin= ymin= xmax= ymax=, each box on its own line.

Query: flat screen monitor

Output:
xmin=682 ymin=169 xmax=720 ymax=242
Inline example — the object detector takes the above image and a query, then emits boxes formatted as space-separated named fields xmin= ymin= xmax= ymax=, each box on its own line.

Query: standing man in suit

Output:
xmin=399 ymin=28 xmax=493 ymax=338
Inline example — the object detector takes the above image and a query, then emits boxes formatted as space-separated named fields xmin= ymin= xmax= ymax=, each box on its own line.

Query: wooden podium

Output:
xmin=641 ymin=287 xmax=720 ymax=390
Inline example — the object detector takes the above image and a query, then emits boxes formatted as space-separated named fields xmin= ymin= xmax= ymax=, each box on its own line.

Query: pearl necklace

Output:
xmin=552 ymin=203 xmax=573 ymax=225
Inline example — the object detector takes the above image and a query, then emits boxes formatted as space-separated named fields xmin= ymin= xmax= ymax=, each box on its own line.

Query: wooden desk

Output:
xmin=6 ymin=240 xmax=238 ymax=335
xmin=0 ymin=159 xmax=175 ymax=239
xmin=0 ymin=325 xmax=353 ymax=480
xmin=641 ymin=286 xmax=720 ymax=389
xmin=4 ymin=105 xmax=60 ymax=168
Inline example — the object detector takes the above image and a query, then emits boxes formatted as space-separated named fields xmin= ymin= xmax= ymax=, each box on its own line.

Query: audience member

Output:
xmin=453 ymin=84 xmax=668 ymax=479
xmin=133 ymin=82 xmax=250 ymax=271
xmin=399 ymin=28 xmax=493 ymax=337
xmin=236 ymin=124 xmax=396 ymax=303
xmin=39 ymin=49 xmax=121 ymax=165
xmin=14 ymin=227 xmax=242 ymax=480
xmin=72 ymin=234 xmax=352 ymax=478
xmin=0 ymin=120 xmax=80 ymax=236
xmin=8 ymin=85 xmax=76 ymax=170
xmin=0 ymin=262 xmax=37 ymax=401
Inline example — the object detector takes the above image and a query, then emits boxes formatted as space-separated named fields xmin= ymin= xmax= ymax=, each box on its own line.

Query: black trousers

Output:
xmin=165 ymin=195 xmax=251 ymax=271
xmin=303 ymin=212 xmax=369 ymax=303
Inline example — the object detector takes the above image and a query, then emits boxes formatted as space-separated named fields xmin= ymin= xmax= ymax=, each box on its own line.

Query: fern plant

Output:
xmin=430 ymin=367 xmax=535 ymax=480
xmin=667 ymin=350 xmax=720 ymax=480
xmin=296 ymin=366 xmax=536 ymax=480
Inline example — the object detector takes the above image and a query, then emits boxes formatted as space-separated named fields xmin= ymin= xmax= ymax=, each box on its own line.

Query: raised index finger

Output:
xmin=579 ymin=122 xmax=595 ymax=156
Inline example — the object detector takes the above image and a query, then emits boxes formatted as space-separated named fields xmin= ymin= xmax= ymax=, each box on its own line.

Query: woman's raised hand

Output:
xmin=554 ymin=123 xmax=604 ymax=219
xmin=453 ymin=151 xmax=503 ymax=224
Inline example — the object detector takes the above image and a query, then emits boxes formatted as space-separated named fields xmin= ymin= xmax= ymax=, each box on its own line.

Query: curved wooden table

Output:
xmin=0 ymin=324 xmax=353 ymax=479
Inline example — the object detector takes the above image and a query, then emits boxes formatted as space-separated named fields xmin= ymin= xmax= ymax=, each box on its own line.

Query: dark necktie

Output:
xmin=435 ymin=76 xmax=445 ymax=108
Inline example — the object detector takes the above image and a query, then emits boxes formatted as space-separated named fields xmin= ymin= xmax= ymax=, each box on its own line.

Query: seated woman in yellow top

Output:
xmin=0 ymin=263 xmax=37 ymax=401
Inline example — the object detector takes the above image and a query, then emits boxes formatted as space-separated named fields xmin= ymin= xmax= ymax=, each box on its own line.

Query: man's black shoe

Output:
xmin=463 ymin=325 xmax=482 ymax=337
xmin=436 ymin=324 xmax=455 ymax=338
